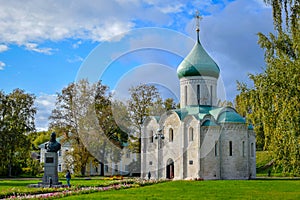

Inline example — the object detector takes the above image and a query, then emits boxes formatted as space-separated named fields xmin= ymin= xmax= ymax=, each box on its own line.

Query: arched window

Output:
xmin=189 ymin=127 xmax=194 ymax=141
xmin=215 ymin=141 xmax=218 ymax=156
xmin=184 ymin=85 xmax=187 ymax=106
xmin=242 ymin=141 xmax=245 ymax=157
xmin=197 ymin=84 xmax=200 ymax=105
xmin=150 ymin=131 xmax=154 ymax=143
xmin=169 ymin=128 xmax=174 ymax=142
xmin=210 ymin=85 xmax=213 ymax=105
xmin=229 ymin=141 xmax=233 ymax=156
xmin=251 ymin=143 xmax=254 ymax=157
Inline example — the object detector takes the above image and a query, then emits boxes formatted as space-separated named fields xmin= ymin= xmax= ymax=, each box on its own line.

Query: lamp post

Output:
xmin=155 ymin=127 xmax=164 ymax=179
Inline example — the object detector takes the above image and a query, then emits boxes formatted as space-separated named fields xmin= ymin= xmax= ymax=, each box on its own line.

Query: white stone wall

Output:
xmin=141 ymin=114 xmax=256 ymax=180
xmin=103 ymin=147 xmax=137 ymax=176
xmin=220 ymin=124 xmax=249 ymax=179
xmin=248 ymin=129 xmax=256 ymax=179
xmin=200 ymin=125 xmax=221 ymax=179
xmin=160 ymin=112 xmax=182 ymax=179
xmin=141 ymin=117 xmax=159 ymax=179
xmin=183 ymin=116 xmax=200 ymax=179
xmin=180 ymin=76 xmax=218 ymax=107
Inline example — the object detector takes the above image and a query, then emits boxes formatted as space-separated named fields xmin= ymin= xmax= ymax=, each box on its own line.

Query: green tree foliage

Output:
xmin=235 ymin=0 xmax=299 ymax=175
xmin=127 ymin=85 xmax=177 ymax=153
xmin=0 ymin=89 xmax=36 ymax=176
xmin=218 ymin=100 xmax=233 ymax=107
xmin=127 ymin=84 xmax=160 ymax=153
xmin=30 ymin=131 xmax=51 ymax=150
xmin=163 ymin=98 xmax=177 ymax=111
xmin=111 ymin=100 xmax=132 ymax=135
xmin=49 ymin=80 xmax=127 ymax=175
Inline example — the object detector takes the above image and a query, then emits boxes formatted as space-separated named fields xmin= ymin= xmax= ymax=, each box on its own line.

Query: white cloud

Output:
xmin=0 ymin=44 xmax=9 ymax=52
xmin=34 ymin=93 xmax=57 ymax=131
xmin=0 ymin=0 xmax=198 ymax=47
xmin=158 ymin=3 xmax=184 ymax=14
xmin=72 ymin=40 xmax=82 ymax=49
xmin=67 ymin=55 xmax=84 ymax=63
xmin=0 ymin=61 xmax=6 ymax=70
xmin=0 ymin=0 xmax=165 ymax=45
xmin=25 ymin=43 xmax=54 ymax=54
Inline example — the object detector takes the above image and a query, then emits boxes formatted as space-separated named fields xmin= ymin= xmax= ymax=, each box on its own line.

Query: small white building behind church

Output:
xmin=39 ymin=137 xmax=137 ymax=176
xmin=141 ymin=23 xmax=256 ymax=180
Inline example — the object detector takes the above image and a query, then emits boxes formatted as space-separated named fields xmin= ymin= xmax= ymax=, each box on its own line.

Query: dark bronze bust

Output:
xmin=45 ymin=132 xmax=61 ymax=152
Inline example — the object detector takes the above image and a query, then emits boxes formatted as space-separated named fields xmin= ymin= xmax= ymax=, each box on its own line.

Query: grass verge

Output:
xmin=58 ymin=179 xmax=300 ymax=200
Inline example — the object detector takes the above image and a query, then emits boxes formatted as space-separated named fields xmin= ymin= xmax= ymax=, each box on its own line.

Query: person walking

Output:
xmin=66 ymin=170 xmax=71 ymax=187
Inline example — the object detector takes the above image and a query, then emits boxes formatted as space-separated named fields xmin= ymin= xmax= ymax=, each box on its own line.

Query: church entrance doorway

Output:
xmin=99 ymin=162 xmax=104 ymax=176
xmin=166 ymin=159 xmax=174 ymax=179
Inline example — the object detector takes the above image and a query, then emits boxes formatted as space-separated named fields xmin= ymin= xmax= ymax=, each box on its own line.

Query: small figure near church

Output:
xmin=45 ymin=132 xmax=61 ymax=152
xmin=66 ymin=170 xmax=71 ymax=187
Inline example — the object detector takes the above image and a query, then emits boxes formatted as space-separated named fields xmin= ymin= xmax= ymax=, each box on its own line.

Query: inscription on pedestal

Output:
xmin=46 ymin=157 xmax=54 ymax=163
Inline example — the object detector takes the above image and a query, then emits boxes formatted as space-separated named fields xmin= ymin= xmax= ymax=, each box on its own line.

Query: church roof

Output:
xmin=173 ymin=105 xmax=245 ymax=125
xmin=202 ymin=120 xmax=218 ymax=126
xmin=177 ymin=40 xmax=220 ymax=79
xmin=217 ymin=111 xmax=246 ymax=123
xmin=177 ymin=13 xmax=220 ymax=79
xmin=248 ymin=124 xmax=254 ymax=130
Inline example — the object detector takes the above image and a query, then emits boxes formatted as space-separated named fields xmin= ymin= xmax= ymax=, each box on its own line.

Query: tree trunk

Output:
xmin=81 ymin=165 xmax=86 ymax=176
xmin=8 ymin=149 xmax=12 ymax=177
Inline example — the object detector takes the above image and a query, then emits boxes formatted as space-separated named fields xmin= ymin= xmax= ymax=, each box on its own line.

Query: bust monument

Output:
xmin=45 ymin=132 xmax=61 ymax=152
xmin=39 ymin=132 xmax=62 ymax=187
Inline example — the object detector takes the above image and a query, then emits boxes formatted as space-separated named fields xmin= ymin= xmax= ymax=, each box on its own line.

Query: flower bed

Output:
xmin=4 ymin=179 xmax=168 ymax=199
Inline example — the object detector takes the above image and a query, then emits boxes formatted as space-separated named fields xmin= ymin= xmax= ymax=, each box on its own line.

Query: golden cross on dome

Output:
xmin=195 ymin=10 xmax=202 ymax=32
xmin=195 ymin=10 xmax=202 ymax=43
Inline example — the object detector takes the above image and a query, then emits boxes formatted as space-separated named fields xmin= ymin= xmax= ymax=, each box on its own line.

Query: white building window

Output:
xmin=104 ymin=165 xmax=108 ymax=172
xmin=189 ymin=127 xmax=194 ymax=141
xmin=150 ymin=130 xmax=154 ymax=143
xmin=126 ymin=151 xmax=130 ymax=158
xmin=210 ymin=85 xmax=213 ymax=106
xmin=197 ymin=84 xmax=200 ymax=105
xmin=251 ymin=143 xmax=254 ymax=157
xmin=184 ymin=85 xmax=187 ymax=106
xmin=215 ymin=141 xmax=218 ymax=156
xmin=229 ymin=141 xmax=233 ymax=156
xmin=169 ymin=128 xmax=174 ymax=142
xmin=242 ymin=141 xmax=245 ymax=157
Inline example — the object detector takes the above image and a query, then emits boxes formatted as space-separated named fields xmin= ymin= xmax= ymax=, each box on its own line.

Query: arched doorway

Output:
xmin=166 ymin=159 xmax=174 ymax=179
xmin=99 ymin=162 xmax=104 ymax=176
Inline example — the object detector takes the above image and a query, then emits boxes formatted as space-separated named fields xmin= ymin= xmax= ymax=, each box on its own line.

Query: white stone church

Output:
xmin=141 ymin=23 xmax=256 ymax=180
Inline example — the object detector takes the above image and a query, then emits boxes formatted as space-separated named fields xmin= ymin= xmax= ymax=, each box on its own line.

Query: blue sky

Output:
xmin=0 ymin=0 xmax=273 ymax=130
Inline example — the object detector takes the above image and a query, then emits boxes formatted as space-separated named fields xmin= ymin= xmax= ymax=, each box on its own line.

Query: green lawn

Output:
xmin=59 ymin=180 xmax=300 ymax=200
xmin=1 ymin=178 xmax=299 ymax=199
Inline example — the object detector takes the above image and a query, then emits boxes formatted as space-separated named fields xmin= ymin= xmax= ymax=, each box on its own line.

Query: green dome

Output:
xmin=248 ymin=124 xmax=254 ymax=130
xmin=177 ymin=41 xmax=220 ymax=79
xmin=217 ymin=111 xmax=245 ymax=123
xmin=202 ymin=120 xmax=218 ymax=126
